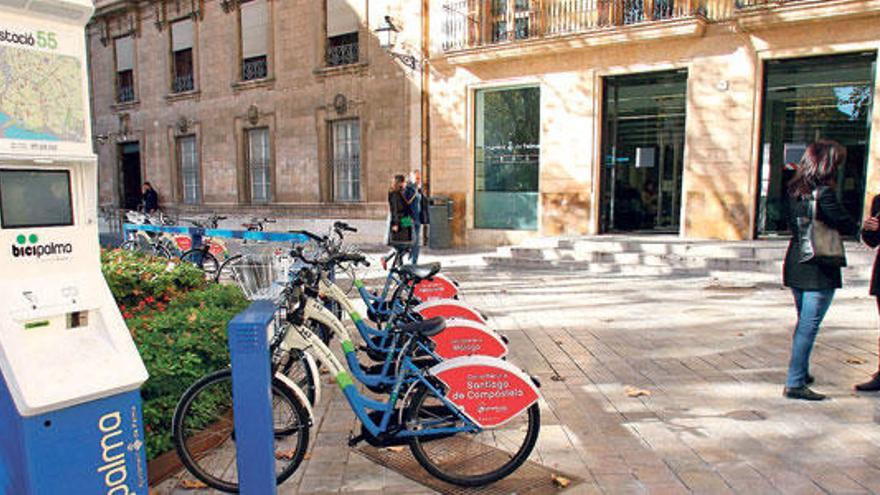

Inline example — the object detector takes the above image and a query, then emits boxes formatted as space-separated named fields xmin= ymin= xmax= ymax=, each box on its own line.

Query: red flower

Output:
xmin=145 ymin=296 xmax=155 ymax=304
xmin=123 ymin=312 xmax=133 ymax=319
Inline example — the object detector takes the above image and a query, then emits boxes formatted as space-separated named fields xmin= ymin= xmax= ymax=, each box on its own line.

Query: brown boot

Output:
xmin=855 ymin=372 xmax=880 ymax=392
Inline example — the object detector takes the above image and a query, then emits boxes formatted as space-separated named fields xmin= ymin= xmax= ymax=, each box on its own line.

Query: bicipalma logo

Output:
xmin=11 ymin=234 xmax=73 ymax=259
xmin=0 ymin=28 xmax=58 ymax=50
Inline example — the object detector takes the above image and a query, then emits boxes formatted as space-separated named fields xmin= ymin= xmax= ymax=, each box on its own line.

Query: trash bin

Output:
xmin=428 ymin=196 xmax=453 ymax=249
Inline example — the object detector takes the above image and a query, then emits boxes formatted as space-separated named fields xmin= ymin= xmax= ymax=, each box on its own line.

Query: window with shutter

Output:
xmin=240 ymin=0 xmax=269 ymax=81
xmin=331 ymin=119 xmax=361 ymax=202
xmin=171 ymin=19 xmax=195 ymax=93
xmin=114 ymin=36 xmax=135 ymax=103
xmin=178 ymin=135 xmax=200 ymax=204
xmin=247 ymin=127 xmax=271 ymax=203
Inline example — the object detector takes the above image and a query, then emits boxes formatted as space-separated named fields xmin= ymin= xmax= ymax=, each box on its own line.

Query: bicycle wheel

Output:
xmin=215 ymin=254 xmax=243 ymax=283
xmin=172 ymin=368 xmax=310 ymax=493
xmin=405 ymin=382 xmax=540 ymax=487
xmin=180 ymin=249 xmax=220 ymax=279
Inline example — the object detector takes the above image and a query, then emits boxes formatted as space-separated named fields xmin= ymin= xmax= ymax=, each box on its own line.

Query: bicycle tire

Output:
xmin=215 ymin=254 xmax=243 ymax=283
xmin=405 ymin=382 xmax=540 ymax=487
xmin=172 ymin=368 xmax=310 ymax=493
xmin=180 ymin=249 xmax=220 ymax=278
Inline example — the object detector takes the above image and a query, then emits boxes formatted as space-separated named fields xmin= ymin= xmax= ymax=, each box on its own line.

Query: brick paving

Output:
xmin=158 ymin=256 xmax=880 ymax=494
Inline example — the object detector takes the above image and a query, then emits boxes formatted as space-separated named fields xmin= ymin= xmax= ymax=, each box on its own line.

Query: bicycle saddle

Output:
xmin=397 ymin=262 xmax=441 ymax=281
xmin=398 ymin=316 xmax=446 ymax=337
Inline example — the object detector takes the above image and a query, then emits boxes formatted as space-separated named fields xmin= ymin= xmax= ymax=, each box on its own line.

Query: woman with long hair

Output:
xmin=855 ymin=194 xmax=880 ymax=391
xmin=782 ymin=140 xmax=860 ymax=401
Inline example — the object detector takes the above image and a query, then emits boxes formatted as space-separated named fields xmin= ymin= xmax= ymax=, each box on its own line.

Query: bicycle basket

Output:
xmin=230 ymin=252 xmax=289 ymax=301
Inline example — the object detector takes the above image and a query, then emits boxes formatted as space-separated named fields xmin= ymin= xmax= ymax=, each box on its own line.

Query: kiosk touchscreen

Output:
xmin=0 ymin=1 xmax=149 ymax=494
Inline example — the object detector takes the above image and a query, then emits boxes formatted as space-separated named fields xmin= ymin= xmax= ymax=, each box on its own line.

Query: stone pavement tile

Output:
xmin=714 ymin=461 xmax=781 ymax=494
xmin=672 ymin=469 xmax=735 ymax=494
xmin=808 ymin=465 xmax=872 ymax=494
xmin=593 ymin=473 xmax=648 ymax=494
xmin=841 ymin=460 xmax=880 ymax=494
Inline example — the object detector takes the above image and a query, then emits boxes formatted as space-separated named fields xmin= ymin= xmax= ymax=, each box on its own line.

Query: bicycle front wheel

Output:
xmin=215 ymin=254 xmax=243 ymax=283
xmin=172 ymin=368 xmax=310 ymax=493
xmin=180 ymin=249 xmax=219 ymax=279
xmin=405 ymin=383 xmax=540 ymax=487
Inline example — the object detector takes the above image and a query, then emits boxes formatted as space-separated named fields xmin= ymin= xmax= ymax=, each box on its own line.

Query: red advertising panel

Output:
xmin=431 ymin=357 xmax=540 ymax=428
xmin=429 ymin=319 xmax=507 ymax=359
xmin=174 ymin=236 xmax=192 ymax=251
xmin=415 ymin=300 xmax=487 ymax=325
xmin=208 ymin=242 xmax=225 ymax=256
xmin=413 ymin=274 xmax=459 ymax=301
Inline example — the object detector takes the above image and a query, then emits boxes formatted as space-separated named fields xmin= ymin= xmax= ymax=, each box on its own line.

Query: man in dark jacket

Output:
xmin=404 ymin=171 xmax=430 ymax=263
xmin=141 ymin=182 xmax=159 ymax=213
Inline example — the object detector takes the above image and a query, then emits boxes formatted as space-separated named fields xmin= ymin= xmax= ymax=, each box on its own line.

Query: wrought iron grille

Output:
xmin=326 ymin=42 xmax=359 ymax=67
xmin=242 ymin=56 xmax=268 ymax=81
xmin=117 ymin=83 xmax=135 ymax=103
xmin=173 ymin=73 xmax=194 ymax=93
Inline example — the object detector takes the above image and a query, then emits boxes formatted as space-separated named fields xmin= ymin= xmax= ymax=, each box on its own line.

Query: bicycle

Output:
xmin=177 ymin=214 xmax=231 ymax=279
xmin=213 ymin=217 xmax=278 ymax=283
xmin=120 ymin=210 xmax=177 ymax=258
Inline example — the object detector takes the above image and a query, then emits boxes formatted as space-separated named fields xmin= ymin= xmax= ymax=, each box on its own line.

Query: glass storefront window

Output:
xmin=475 ymin=86 xmax=540 ymax=230
xmin=758 ymin=52 xmax=876 ymax=235
xmin=601 ymin=70 xmax=687 ymax=233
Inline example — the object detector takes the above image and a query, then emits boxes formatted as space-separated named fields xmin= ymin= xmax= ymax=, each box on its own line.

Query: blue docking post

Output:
xmin=228 ymin=300 xmax=279 ymax=495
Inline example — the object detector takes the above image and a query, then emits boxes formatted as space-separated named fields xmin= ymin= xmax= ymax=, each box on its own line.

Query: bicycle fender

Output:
xmin=413 ymin=274 xmax=460 ymax=301
xmin=429 ymin=318 xmax=508 ymax=359
xmin=303 ymin=351 xmax=322 ymax=407
xmin=429 ymin=356 xmax=540 ymax=429
xmin=273 ymin=372 xmax=316 ymax=429
xmin=413 ymin=299 xmax=488 ymax=325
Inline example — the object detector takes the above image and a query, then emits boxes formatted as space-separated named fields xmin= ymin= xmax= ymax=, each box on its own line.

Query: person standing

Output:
xmin=782 ymin=140 xmax=860 ymax=401
xmin=388 ymin=174 xmax=412 ymax=247
xmin=141 ymin=182 xmax=159 ymax=213
xmin=855 ymin=194 xmax=880 ymax=391
xmin=404 ymin=171 xmax=430 ymax=263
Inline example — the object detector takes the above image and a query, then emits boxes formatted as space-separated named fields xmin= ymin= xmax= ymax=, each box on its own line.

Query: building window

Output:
xmin=114 ymin=36 xmax=135 ymax=103
xmin=240 ymin=0 xmax=269 ymax=81
xmin=247 ymin=127 xmax=271 ymax=203
xmin=178 ymin=135 xmax=200 ymax=204
xmin=171 ymin=18 xmax=195 ymax=93
xmin=474 ymin=86 xmax=540 ymax=230
xmin=331 ymin=119 xmax=361 ymax=202
xmin=325 ymin=0 xmax=360 ymax=67
xmin=757 ymin=52 xmax=876 ymax=235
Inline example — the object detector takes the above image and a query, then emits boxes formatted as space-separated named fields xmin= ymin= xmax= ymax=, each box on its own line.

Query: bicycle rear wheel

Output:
xmin=180 ymin=249 xmax=220 ymax=279
xmin=172 ymin=368 xmax=310 ymax=493
xmin=215 ymin=254 xmax=243 ymax=283
xmin=405 ymin=383 xmax=540 ymax=487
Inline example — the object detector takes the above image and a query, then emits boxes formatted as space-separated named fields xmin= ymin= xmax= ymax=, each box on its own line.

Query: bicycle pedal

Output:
xmin=347 ymin=432 xmax=365 ymax=447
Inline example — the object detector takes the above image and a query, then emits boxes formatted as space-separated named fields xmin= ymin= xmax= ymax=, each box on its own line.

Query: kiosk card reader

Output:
xmin=0 ymin=1 xmax=150 ymax=493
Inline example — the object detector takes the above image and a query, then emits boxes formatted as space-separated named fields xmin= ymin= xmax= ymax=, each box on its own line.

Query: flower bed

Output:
xmin=101 ymin=249 xmax=249 ymax=460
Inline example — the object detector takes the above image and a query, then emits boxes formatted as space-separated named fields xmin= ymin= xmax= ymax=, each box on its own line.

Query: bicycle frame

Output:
xmin=281 ymin=322 xmax=478 ymax=439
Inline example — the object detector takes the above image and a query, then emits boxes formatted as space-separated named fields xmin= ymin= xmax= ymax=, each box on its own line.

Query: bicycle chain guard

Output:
xmin=412 ymin=274 xmax=460 ymax=301
xmin=413 ymin=299 xmax=487 ymax=325
xmin=428 ymin=318 xmax=507 ymax=360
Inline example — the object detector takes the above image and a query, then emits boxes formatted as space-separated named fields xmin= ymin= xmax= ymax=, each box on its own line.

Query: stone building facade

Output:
xmin=427 ymin=0 xmax=880 ymax=246
xmin=88 ymin=0 xmax=423 ymax=239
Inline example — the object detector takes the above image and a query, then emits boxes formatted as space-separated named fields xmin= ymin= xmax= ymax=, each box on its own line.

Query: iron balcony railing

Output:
xmin=441 ymin=0 xmax=827 ymax=50
xmin=242 ymin=57 xmax=269 ymax=81
xmin=172 ymin=73 xmax=195 ymax=93
xmin=117 ymin=84 xmax=135 ymax=103
xmin=326 ymin=42 xmax=360 ymax=67
xmin=442 ymin=0 xmax=701 ymax=50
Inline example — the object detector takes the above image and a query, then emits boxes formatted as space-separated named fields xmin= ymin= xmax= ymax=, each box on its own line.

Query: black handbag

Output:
xmin=797 ymin=190 xmax=847 ymax=267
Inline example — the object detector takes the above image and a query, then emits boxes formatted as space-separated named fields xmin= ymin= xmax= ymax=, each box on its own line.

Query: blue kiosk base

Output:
xmin=0 ymin=375 xmax=148 ymax=495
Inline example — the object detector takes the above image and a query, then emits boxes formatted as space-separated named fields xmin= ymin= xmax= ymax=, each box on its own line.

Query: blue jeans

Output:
xmin=785 ymin=288 xmax=835 ymax=388
xmin=410 ymin=223 xmax=421 ymax=264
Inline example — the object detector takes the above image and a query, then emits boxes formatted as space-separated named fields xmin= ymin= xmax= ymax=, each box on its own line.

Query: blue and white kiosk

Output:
xmin=0 ymin=1 xmax=150 ymax=494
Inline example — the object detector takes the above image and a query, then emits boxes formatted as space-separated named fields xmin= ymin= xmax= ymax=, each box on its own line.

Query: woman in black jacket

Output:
xmin=387 ymin=174 xmax=412 ymax=246
xmin=782 ymin=140 xmax=860 ymax=401
xmin=855 ymin=194 xmax=880 ymax=391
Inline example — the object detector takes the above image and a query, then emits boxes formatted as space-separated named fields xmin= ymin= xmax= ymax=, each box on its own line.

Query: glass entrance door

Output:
xmin=757 ymin=52 xmax=876 ymax=235
xmin=601 ymin=70 xmax=687 ymax=233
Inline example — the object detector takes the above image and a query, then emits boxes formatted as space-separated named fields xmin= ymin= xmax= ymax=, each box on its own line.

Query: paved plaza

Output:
xmin=159 ymin=252 xmax=880 ymax=494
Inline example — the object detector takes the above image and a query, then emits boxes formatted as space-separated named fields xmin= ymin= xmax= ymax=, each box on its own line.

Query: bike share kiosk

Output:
xmin=0 ymin=1 xmax=150 ymax=493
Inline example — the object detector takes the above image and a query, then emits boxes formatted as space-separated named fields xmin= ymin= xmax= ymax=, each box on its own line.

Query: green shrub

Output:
xmin=102 ymin=249 xmax=249 ymax=459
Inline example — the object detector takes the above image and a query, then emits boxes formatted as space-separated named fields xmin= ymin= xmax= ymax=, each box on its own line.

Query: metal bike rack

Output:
xmin=122 ymin=223 xmax=314 ymax=248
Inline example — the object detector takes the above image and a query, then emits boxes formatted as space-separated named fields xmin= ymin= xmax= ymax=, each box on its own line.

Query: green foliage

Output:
xmin=102 ymin=249 xmax=249 ymax=459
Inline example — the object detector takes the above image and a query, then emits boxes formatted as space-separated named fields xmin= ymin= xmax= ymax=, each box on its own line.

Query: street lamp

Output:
xmin=374 ymin=16 xmax=419 ymax=70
